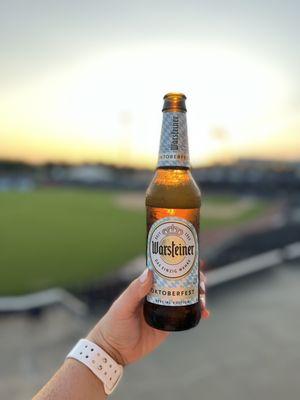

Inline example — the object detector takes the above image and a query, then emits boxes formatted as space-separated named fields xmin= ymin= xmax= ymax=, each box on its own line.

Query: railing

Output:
xmin=0 ymin=241 xmax=299 ymax=315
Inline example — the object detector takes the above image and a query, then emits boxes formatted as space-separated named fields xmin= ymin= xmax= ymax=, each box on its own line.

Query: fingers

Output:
xmin=200 ymin=271 xmax=207 ymax=284
xmin=200 ymin=289 xmax=210 ymax=319
xmin=113 ymin=264 xmax=210 ymax=320
xmin=199 ymin=266 xmax=210 ymax=319
xmin=112 ymin=269 xmax=153 ymax=316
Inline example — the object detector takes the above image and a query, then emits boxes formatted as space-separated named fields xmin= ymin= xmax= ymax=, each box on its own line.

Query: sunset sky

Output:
xmin=0 ymin=1 xmax=299 ymax=167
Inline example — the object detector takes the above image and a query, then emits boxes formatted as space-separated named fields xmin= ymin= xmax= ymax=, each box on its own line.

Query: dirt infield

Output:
xmin=115 ymin=192 xmax=258 ymax=219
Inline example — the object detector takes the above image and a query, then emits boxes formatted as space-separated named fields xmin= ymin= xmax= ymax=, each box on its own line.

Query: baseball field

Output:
xmin=0 ymin=188 xmax=267 ymax=294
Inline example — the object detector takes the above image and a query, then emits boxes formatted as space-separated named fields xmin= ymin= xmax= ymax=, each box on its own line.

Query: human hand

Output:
xmin=87 ymin=265 xmax=208 ymax=366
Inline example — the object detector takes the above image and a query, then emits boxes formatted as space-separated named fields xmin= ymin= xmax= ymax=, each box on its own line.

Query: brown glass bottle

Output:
xmin=143 ymin=93 xmax=201 ymax=331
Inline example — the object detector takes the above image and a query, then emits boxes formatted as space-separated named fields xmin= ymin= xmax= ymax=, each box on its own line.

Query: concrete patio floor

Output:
xmin=1 ymin=263 xmax=299 ymax=400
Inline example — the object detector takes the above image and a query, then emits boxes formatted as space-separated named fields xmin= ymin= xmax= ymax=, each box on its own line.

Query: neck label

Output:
xmin=157 ymin=112 xmax=190 ymax=168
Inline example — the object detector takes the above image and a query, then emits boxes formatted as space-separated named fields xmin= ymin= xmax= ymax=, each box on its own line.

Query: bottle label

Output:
xmin=147 ymin=217 xmax=199 ymax=306
xmin=157 ymin=112 xmax=190 ymax=168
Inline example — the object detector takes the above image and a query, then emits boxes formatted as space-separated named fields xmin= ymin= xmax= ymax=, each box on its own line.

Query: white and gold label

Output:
xmin=147 ymin=217 xmax=199 ymax=306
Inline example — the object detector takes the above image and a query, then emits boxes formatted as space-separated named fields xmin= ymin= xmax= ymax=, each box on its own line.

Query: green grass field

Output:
xmin=0 ymin=189 xmax=267 ymax=295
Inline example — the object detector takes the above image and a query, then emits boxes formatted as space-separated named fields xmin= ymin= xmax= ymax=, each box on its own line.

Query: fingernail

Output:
xmin=139 ymin=269 xmax=148 ymax=284
xmin=202 ymin=309 xmax=210 ymax=319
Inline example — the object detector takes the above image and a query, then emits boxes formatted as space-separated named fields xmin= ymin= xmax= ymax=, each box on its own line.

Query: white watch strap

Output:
xmin=66 ymin=338 xmax=123 ymax=395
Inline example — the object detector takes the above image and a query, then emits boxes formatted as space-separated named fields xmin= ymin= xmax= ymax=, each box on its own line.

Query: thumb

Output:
xmin=112 ymin=269 xmax=153 ymax=316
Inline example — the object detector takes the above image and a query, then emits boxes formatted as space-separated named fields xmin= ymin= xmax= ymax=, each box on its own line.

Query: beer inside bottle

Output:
xmin=143 ymin=92 xmax=201 ymax=331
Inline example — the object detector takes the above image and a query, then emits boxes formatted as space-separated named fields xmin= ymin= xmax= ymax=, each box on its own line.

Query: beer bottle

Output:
xmin=143 ymin=93 xmax=201 ymax=331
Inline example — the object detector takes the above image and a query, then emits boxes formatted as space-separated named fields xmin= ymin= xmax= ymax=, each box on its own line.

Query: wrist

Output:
xmin=66 ymin=338 xmax=124 ymax=395
xmin=64 ymin=358 xmax=107 ymax=398
xmin=86 ymin=328 xmax=125 ymax=367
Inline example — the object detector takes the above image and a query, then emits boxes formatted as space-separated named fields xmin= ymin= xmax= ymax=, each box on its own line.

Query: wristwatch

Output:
xmin=66 ymin=338 xmax=123 ymax=395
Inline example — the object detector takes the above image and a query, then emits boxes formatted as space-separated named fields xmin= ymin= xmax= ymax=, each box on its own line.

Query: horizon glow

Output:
xmin=0 ymin=41 xmax=297 ymax=167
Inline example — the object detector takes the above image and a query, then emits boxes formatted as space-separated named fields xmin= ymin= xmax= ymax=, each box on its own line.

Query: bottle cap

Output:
xmin=162 ymin=93 xmax=187 ymax=112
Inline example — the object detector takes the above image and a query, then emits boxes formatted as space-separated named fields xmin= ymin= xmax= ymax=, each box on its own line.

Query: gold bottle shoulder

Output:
xmin=146 ymin=168 xmax=201 ymax=209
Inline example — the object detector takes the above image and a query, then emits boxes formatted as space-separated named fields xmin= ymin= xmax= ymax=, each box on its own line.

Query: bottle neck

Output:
xmin=157 ymin=111 xmax=190 ymax=169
